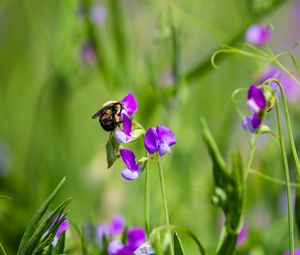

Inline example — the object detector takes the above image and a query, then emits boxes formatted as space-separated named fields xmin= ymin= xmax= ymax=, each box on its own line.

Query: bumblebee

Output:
xmin=92 ymin=101 xmax=123 ymax=131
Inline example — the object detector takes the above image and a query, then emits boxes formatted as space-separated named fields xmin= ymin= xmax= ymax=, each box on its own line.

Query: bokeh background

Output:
xmin=1 ymin=0 xmax=300 ymax=254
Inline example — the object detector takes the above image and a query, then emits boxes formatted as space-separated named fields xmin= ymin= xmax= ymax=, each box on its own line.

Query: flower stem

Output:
xmin=271 ymin=79 xmax=300 ymax=177
xmin=244 ymin=135 xmax=258 ymax=181
xmin=145 ymin=159 xmax=150 ymax=238
xmin=275 ymin=97 xmax=294 ymax=255
xmin=157 ymin=158 xmax=174 ymax=255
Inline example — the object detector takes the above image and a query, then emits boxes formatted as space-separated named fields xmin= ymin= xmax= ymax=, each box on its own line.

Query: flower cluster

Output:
xmin=242 ymin=84 xmax=267 ymax=133
xmin=96 ymin=214 xmax=146 ymax=255
xmin=93 ymin=93 xmax=176 ymax=180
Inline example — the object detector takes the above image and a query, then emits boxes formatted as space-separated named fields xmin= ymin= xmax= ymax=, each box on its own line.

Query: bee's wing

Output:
xmin=92 ymin=108 xmax=105 ymax=119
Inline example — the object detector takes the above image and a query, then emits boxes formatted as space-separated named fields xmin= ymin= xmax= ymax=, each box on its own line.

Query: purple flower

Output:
xmin=109 ymin=214 xmax=125 ymax=236
xmin=121 ymin=93 xmax=138 ymax=116
xmin=51 ymin=216 xmax=69 ymax=247
xmin=283 ymin=248 xmax=300 ymax=255
xmin=108 ymin=240 xmax=125 ymax=255
xmin=120 ymin=149 xmax=142 ymax=180
xmin=90 ymin=4 xmax=107 ymax=26
xmin=144 ymin=125 xmax=176 ymax=157
xmin=245 ymin=24 xmax=272 ymax=46
xmin=97 ymin=214 xmax=125 ymax=242
xmin=258 ymin=66 xmax=300 ymax=102
xmin=115 ymin=114 xmax=136 ymax=144
xmin=127 ymin=227 xmax=146 ymax=251
xmin=237 ymin=225 xmax=248 ymax=246
xmin=242 ymin=84 xmax=267 ymax=133
xmin=97 ymin=223 xmax=110 ymax=243
xmin=107 ymin=227 xmax=146 ymax=255
xmin=247 ymin=84 xmax=266 ymax=113
xmin=242 ymin=113 xmax=262 ymax=133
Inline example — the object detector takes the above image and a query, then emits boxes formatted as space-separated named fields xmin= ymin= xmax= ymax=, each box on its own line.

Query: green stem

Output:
xmin=270 ymin=80 xmax=300 ymax=177
xmin=248 ymin=169 xmax=300 ymax=188
xmin=157 ymin=158 xmax=174 ymax=255
xmin=275 ymin=97 xmax=294 ymax=255
xmin=145 ymin=158 xmax=150 ymax=238
xmin=244 ymin=135 xmax=258 ymax=181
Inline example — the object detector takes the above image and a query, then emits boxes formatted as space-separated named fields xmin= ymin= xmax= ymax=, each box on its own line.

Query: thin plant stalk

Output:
xmin=244 ymin=135 xmax=258 ymax=181
xmin=157 ymin=157 xmax=174 ymax=255
xmin=275 ymin=97 xmax=294 ymax=255
xmin=145 ymin=157 xmax=150 ymax=238
xmin=270 ymin=79 xmax=300 ymax=176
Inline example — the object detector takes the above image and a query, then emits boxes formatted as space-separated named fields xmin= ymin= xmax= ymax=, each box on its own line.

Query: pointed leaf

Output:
xmin=173 ymin=232 xmax=185 ymax=255
xmin=106 ymin=135 xmax=120 ymax=168
xmin=17 ymin=177 xmax=66 ymax=255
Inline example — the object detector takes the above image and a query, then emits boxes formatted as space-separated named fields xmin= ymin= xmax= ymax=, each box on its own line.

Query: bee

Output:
xmin=92 ymin=101 xmax=123 ymax=131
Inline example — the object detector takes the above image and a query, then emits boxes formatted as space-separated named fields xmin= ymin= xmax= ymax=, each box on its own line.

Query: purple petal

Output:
xmin=242 ymin=114 xmax=262 ymax=133
xmin=251 ymin=113 xmax=262 ymax=129
xmin=120 ymin=149 xmax=140 ymax=171
xmin=121 ymin=168 xmax=141 ymax=180
xmin=144 ymin=128 xmax=159 ymax=154
xmin=245 ymin=24 xmax=272 ymax=45
xmin=127 ymin=227 xmax=146 ymax=251
xmin=109 ymin=214 xmax=125 ymax=236
xmin=237 ymin=225 xmax=248 ymax=246
xmin=242 ymin=116 xmax=254 ymax=133
xmin=283 ymin=248 xmax=300 ymax=255
xmin=156 ymin=125 xmax=176 ymax=147
xmin=123 ymin=114 xmax=132 ymax=135
xmin=115 ymin=245 xmax=133 ymax=255
xmin=115 ymin=130 xmax=131 ymax=144
xmin=121 ymin=93 xmax=138 ymax=115
xmin=107 ymin=240 xmax=124 ymax=255
xmin=247 ymin=84 xmax=266 ymax=112
xmin=96 ymin=224 xmax=110 ymax=242
xmin=55 ymin=219 xmax=69 ymax=238
xmin=158 ymin=143 xmax=171 ymax=157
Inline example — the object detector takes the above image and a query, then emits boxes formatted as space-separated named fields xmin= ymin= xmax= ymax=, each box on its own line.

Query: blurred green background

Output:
xmin=1 ymin=0 xmax=300 ymax=254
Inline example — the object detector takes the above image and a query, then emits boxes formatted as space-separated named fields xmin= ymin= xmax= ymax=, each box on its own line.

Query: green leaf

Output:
xmin=25 ymin=198 xmax=71 ymax=254
xmin=106 ymin=134 xmax=120 ymax=168
xmin=150 ymin=225 xmax=205 ymax=255
xmin=200 ymin=118 xmax=244 ymax=255
xmin=52 ymin=232 xmax=65 ymax=255
xmin=173 ymin=232 xmax=185 ymax=255
xmin=17 ymin=177 xmax=66 ymax=255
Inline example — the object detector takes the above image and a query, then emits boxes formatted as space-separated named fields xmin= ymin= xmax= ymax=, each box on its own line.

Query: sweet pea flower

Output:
xmin=115 ymin=114 xmax=136 ymax=144
xmin=107 ymin=227 xmax=146 ymax=255
xmin=120 ymin=149 xmax=142 ymax=180
xmin=97 ymin=214 xmax=125 ymax=243
xmin=247 ymin=84 xmax=266 ymax=113
xmin=283 ymin=248 xmax=300 ymax=255
xmin=245 ymin=24 xmax=272 ymax=46
xmin=242 ymin=84 xmax=267 ymax=133
xmin=144 ymin=125 xmax=176 ymax=157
